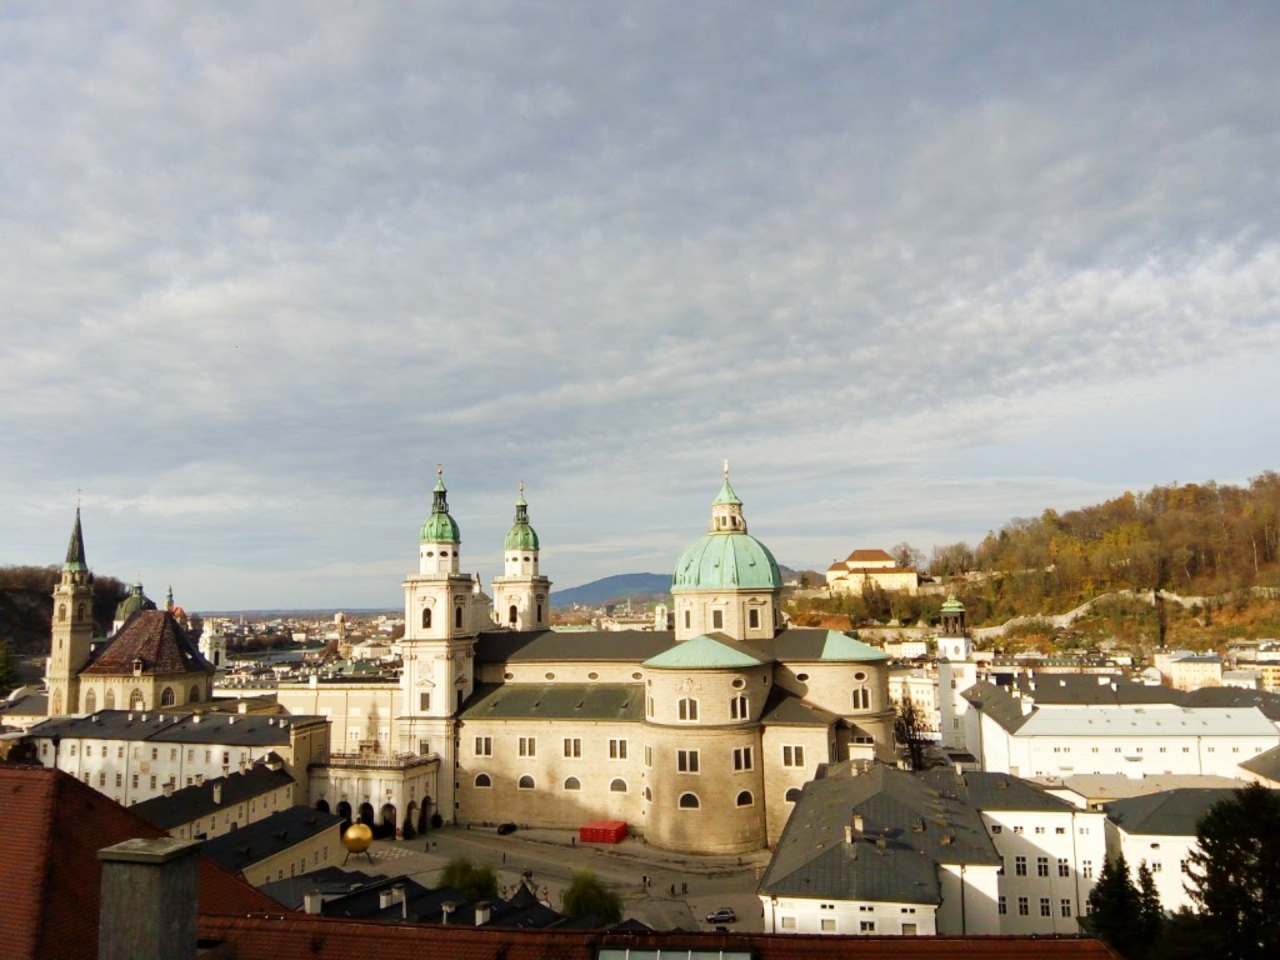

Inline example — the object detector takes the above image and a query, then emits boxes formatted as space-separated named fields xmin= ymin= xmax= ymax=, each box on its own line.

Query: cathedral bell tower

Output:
xmin=399 ymin=467 xmax=485 ymax=821
xmin=48 ymin=508 xmax=95 ymax=716
xmin=937 ymin=595 xmax=974 ymax=751
xmin=491 ymin=482 xmax=552 ymax=631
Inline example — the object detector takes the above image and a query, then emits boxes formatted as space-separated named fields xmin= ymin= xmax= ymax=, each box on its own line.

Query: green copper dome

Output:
xmin=504 ymin=486 xmax=539 ymax=551
xmin=420 ymin=473 xmax=461 ymax=544
xmin=672 ymin=471 xmax=781 ymax=593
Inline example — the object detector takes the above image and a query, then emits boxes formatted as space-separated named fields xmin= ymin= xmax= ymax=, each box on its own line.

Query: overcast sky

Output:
xmin=3 ymin=2 xmax=1278 ymax=610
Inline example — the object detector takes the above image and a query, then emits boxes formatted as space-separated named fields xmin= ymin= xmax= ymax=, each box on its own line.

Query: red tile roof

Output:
xmin=845 ymin=549 xmax=896 ymax=563
xmin=82 ymin=609 xmax=213 ymax=676
xmin=0 ymin=765 xmax=279 ymax=960
xmin=199 ymin=914 xmax=1122 ymax=960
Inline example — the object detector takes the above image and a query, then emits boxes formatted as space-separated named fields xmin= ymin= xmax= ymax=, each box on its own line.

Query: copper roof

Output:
xmin=846 ymin=549 xmax=895 ymax=563
xmin=82 ymin=609 xmax=213 ymax=676
xmin=0 ymin=766 xmax=278 ymax=960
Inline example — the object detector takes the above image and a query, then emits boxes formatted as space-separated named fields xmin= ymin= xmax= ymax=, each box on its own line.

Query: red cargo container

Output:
xmin=578 ymin=820 xmax=628 ymax=844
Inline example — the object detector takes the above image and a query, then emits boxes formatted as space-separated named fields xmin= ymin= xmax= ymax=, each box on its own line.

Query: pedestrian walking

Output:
xmin=681 ymin=882 xmax=687 ymax=895
xmin=670 ymin=883 xmax=675 ymax=896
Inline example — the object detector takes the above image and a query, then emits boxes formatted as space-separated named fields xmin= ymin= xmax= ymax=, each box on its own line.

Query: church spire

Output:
xmin=420 ymin=464 xmax=461 ymax=545
xmin=63 ymin=507 xmax=88 ymax=574
xmin=709 ymin=461 xmax=746 ymax=533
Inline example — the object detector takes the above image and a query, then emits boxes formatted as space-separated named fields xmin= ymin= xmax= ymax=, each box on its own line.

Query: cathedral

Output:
xmin=288 ymin=467 xmax=896 ymax=853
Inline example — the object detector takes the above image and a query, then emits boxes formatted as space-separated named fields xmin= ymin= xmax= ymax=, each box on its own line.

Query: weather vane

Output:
xmin=723 ymin=458 xmax=730 ymax=478
xmin=436 ymin=463 xmax=443 ymax=478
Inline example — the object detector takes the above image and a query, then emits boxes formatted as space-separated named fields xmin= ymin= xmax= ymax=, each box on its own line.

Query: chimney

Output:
xmin=844 ymin=825 xmax=853 ymax=845
xmin=441 ymin=902 xmax=456 ymax=925
xmin=162 ymin=781 xmax=174 ymax=798
xmin=379 ymin=887 xmax=402 ymax=910
xmin=852 ymin=813 xmax=864 ymax=833
xmin=97 ymin=837 xmax=200 ymax=960
xmin=303 ymin=892 xmax=324 ymax=915
xmin=475 ymin=900 xmax=491 ymax=925
xmin=1020 ymin=698 xmax=1034 ymax=716
xmin=398 ymin=884 xmax=408 ymax=920
xmin=213 ymin=783 xmax=223 ymax=805
xmin=194 ymin=774 xmax=205 ymax=787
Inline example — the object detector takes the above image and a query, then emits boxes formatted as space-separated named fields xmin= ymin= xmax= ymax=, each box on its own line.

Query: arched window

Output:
xmin=736 ymin=790 xmax=754 ymax=807
xmin=315 ymin=799 xmax=331 ymax=813
xmin=678 ymin=792 xmax=700 ymax=809
xmin=77 ymin=603 xmax=86 ymax=621
xmin=58 ymin=604 xmax=66 ymax=622
xmin=422 ymin=608 xmax=432 ymax=629
xmin=454 ymin=607 xmax=463 ymax=629
xmin=129 ymin=689 xmax=144 ymax=711
xmin=564 ymin=777 xmax=581 ymax=791
xmin=52 ymin=690 xmax=62 ymax=715
xmin=852 ymin=688 xmax=870 ymax=710
xmin=785 ymin=788 xmax=802 ymax=803
xmin=83 ymin=689 xmax=96 ymax=714
xmin=678 ymin=698 xmax=699 ymax=721
xmin=474 ymin=773 xmax=492 ymax=788
xmin=537 ymin=603 xmax=543 ymax=622
xmin=508 ymin=605 xmax=518 ymax=624
xmin=189 ymin=686 xmax=200 ymax=703
xmin=160 ymin=687 xmax=176 ymax=707
xmin=610 ymin=778 xmax=627 ymax=793
xmin=518 ymin=775 xmax=535 ymax=790
xmin=104 ymin=689 xmax=115 ymax=710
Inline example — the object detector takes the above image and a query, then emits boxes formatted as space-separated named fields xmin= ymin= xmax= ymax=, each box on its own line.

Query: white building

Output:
xmin=961 ymin=681 xmax=1279 ymax=780
xmin=758 ymin=764 xmax=1107 ymax=936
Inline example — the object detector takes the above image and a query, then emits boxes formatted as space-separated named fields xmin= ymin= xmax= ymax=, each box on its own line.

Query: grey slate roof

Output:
xmin=27 ymin=710 xmax=325 ymax=746
xmin=201 ymin=805 xmax=343 ymax=873
xmin=258 ymin=867 xmax=386 ymax=910
xmin=1240 ymin=743 xmax=1280 ymax=782
xmin=474 ymin=626 xmax=880 ymax=669
xmin=759 ymin=765 xmax=999 ymax=905
xmin=759 ymin=687 xmax=841 ymax=727
xmin=460 ymin=683 xmax=644 ymax=722
xmin=131 ymin=763 xmax=296 ymax=830
xmin=920 ymin=769 xmax=1078 ymax=813
xmin=962 ymin=682 xmax=1033 ymax=733
xmin=1182 ymin=686 xmax=1280 ymax=721
xmin=0 ymin=692 xmax=48 ymax=716
xmin=1014 ymin=674 xmax=1183 ymax=706
xmin=1105 ymin=788 xmax=1247 ymax=836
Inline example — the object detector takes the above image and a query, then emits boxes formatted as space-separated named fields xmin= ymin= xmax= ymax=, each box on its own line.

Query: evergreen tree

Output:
xmin=561 ymin=870 xmax=622 ymax=925
xmin=1185 ymin=783 xmax=1280 ymax=960
xmin=1137 ymin=860 xmax=1163 ymax=949
xmin=1087 ymin=852 xmax=1142 ymax=958
xmin=0 ymin=640 xmax=17 ymax=695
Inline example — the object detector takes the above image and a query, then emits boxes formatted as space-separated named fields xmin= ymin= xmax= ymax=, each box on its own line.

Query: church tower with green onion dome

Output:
xmin=491 ymin=482 xmax=552 ymax=631
xmin=400 ymin=466 xmax=486 ymax=821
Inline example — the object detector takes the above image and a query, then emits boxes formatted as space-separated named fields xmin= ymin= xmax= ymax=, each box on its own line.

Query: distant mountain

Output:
xmin=551 ymin=565 xmax=807 ymax=609
xmin=551 ymin=574 xmax=671 ymax=608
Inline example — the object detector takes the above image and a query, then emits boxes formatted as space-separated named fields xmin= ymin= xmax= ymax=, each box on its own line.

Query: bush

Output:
xmin=561 ymin=871 xmax=622 ymax=925
xmin=439 ymin=858 xmax=498 ymax=900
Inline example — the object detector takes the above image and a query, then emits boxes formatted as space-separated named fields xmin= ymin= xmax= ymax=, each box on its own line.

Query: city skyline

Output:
xmin=3 ymin=3 xmax=1278 ymax=608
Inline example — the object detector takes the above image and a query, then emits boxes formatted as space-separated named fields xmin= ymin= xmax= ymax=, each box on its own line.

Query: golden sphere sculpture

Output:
xmin=343 ymin=822 xmax=373 ymax=853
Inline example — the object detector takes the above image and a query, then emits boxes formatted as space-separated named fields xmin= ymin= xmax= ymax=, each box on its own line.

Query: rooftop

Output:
xmin=201 ymin=805 xmax=343 ymax=873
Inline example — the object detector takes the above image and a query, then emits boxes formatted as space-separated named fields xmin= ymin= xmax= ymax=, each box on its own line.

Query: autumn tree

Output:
xmin=893 ymin=695 xmax=930 ymax=771
xmin=561 ymin=871 xmax=622 ymax=925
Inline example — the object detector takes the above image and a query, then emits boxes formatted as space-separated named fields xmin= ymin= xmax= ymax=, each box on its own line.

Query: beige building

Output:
xmin=1169 ymin=655 xmax=1224 ymax=692
xmin=284 ymin=469 xmax=897 ymax=853
xmin=202 ymin=805 xmax=344 ymax=887
xmin=130 ymin=759 xmax=298 ymax=840
xmin=825 ymin=549 xmax=919 ymax=596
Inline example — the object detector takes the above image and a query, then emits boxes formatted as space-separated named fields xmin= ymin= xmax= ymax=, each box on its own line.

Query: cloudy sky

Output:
xmin=3 ymin=2 xmax=1278 ymax=610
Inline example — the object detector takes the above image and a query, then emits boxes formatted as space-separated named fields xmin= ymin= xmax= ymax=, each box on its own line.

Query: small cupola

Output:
xmin=709 ymin=460 xmax=746 ymax=533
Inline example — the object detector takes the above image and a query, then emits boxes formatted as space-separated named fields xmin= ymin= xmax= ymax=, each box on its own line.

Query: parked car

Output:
xmin=705 ymin=908 xmax=737 ymax=924
xmin=496 ymin=822 xmax=518 ymax=836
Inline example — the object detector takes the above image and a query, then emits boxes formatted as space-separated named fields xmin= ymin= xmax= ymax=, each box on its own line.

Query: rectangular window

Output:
xmin=1040 ymin=898 xmax=1051 ymax=917
xmin=518 ymin=737 xmax=536 ymax=758
xmin=609 ymin=739 xmax=627 ymax=760
xmin=187 ymin=749 xmax=194 ymax=762
xmin=782 ymin=745 xmax=805 ymax=768
xmin=1013 ymin=826 xmax=1023 ymax=834
xmin=1152 ymin=862 xmax=1162 ymax=873
xmin=644 ymin=744 xmax=652 ymax=767
xmin=116 ymin=773 xmax=122 ymax=787
xmin=749 ymin=608 xmax=760 ymax=629
xmin=821 ymin=919 xmax=836 ymax=932
xmin=712 ymin=609 xmax=724 ymax=630
xmin=1018 ymin=897 xmax=1029 ymax=916
xmin=902 ymin=923 xmax=917 ymax=935
xmin=733 ymin=746 xmax=753 ymax=771
xmin=149 ymin=775 xmax=157 ymax=790
xmin=780 ymin=916 xmax=796 ymax=930
xmin=151 ymin=748 xmax=158 ymax=760
xmin=1056 ymin=826 xmax=1066 ymax=834
xmin=475 ymin=736 xmax=492 ymax=757
xmin=1082 ymin=860 xmax=1093 ymax=879
xmin=1037 ymin=857 xmax=1049 ymax=877
xmin=170 ymin=748 xmax=177 ymax=761
xmin=677 ymin=749 xmax=700 ymax=773
xmin=1059 ymin=858 xmax=1070 ymax=877
xmin=730 ymin=695 xmax=748 ymax=720
xmin=131 ymin=775 xmax=139 ymax=789
xmin=419 ymin=692 xmax=431 ymax=711
xmin=1061 ymin=899 xmax=1073 ymax=918
xmin=998 ymin=896 xmax=1007 ymax=915
xmin=1016 ymin=856 xmax=1027 ymax=876
xmin=859 ymin=921 xmax=874 ymax=932
xmin=991 ymin=824 xmax=1003 ymax=834
xmin=1035 ymin=826 xmax=1045 ymax=834
xmin=563 ymin=737 xmax=581 ymax=758
xmin=98 ymin=772 xmax=105 ymax=787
